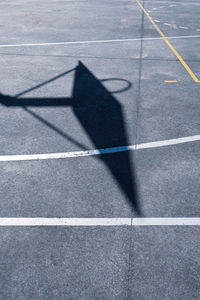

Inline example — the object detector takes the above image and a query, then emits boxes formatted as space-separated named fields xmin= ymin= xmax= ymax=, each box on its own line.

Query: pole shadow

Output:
xmin=0 ymin=61 xmax=141 ymax=215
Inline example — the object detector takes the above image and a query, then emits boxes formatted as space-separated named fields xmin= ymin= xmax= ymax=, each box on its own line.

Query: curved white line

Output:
xmin=0 ymin=135 xmax=199 ymax=162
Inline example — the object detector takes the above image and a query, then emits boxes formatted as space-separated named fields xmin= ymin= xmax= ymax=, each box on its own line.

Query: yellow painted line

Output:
xmin=135 ymin=0 xmax=200 ymax=83
xmin=165 ymin=80 xmax=177 ymax=83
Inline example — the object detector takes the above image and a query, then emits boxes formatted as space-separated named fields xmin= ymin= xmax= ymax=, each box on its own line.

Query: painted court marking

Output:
xmin=135 ymin=0 xmax=200 ymax=83
xmin=154 ymin=21 xmax=200 ymax=32
xmin=0 ymin=35 xmax=200 ymax=48
xmin=0 ymin=4 xmax=199 ymax=227
xmin=179 ymin=26 xmax=189 ymax=30
xmin=0 ymin=218 xmax=200 ymax=226
xmin=150 ymin=3 xmax=200 ymax=33
xmin=0 ymin=135 xmax=199 ymax=162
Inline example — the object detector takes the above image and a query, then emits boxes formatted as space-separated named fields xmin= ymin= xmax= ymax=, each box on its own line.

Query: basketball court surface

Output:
xmin=0 ymin=0 xmax=200 ymax=298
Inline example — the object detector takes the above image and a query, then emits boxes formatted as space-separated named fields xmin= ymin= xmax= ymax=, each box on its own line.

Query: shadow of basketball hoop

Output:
xmin=0 ymin=61 xmax=141 ymax=215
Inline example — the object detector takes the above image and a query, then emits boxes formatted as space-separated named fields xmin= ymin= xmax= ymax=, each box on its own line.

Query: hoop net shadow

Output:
xmin=0 ymin=61 xmax=141 ymax=215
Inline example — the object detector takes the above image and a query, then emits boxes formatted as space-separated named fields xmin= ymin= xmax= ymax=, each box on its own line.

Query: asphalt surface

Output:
xmin=0 ymin=0 xmax=200 ymax=299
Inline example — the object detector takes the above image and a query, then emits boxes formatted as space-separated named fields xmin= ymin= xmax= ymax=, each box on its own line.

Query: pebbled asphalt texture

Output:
xmin=0 ymin=0 xmax=200 ymax=299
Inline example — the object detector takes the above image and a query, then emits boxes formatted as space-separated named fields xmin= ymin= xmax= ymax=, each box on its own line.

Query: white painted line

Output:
xmin=0 ymin=135 xmax=199 ymax=162
xmin=133 ymin=218 xmax=200 ymax=226
xmin=0 ymin=218 xmax=200 ymax=226
xmin=166 ymin=35 xmax=200 ymax=40
xmin=0 ymin=218 xmax=131 ymax=226
xmin=179 ymin=26 xmax=189 ymax=29
xmin=136 ymin=135 xmax=200 ymax=150
xmin=148 ymin=10 xmax=152 ymax=12
xmin=0 ymin=39 xmax=144 ymax=48
xmin=169 ymin=4 xmax=176 ymax=7
xmin=154 ymin=20 xmax=160 ymax=23
xmin=0 ymin=35 xmax=200 ymax=48
xmin=196 ymin=29 xmax=200 ymax=31
xmin=164 ymin=23 xmax=171 ymax=26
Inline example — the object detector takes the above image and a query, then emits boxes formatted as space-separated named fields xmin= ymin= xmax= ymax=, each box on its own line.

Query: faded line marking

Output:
xmin=179 ymin=26 xmax=189 ymax=29
xmin=164 ymin=80 xmax=177 ymax=82
xmin=0 ymin=39 xmax=151 ymax=48
xmin=164 ymin=35 xmax=200 ymax=40
xmin=0 ymin=35 xmax=200 ymax=48
xmin=164 ymin=23 xmax=171 ymax=26
xmin=0 ymin=135 xmax=199 ymax=162
xmin=0 ymin=218 xmax=200 ymax=226
xmin=135 ymin=0 xmax=200 ymax=83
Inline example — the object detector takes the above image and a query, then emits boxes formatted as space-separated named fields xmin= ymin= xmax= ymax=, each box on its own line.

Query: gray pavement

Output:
xmin=0 ymin=0 xmax=200 ymax=299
